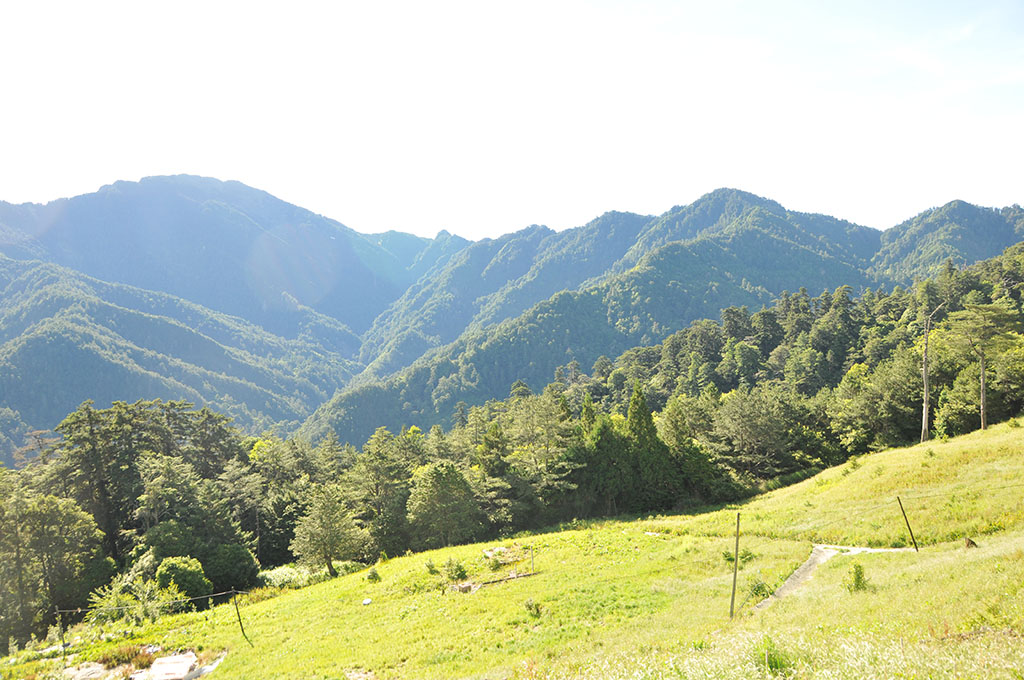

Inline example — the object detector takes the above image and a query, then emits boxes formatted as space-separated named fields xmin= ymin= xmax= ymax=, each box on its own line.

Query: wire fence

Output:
xmin=722 ymin=480 xmax=1024 ymax=616
xmin=52 ymin=587 xmax=255 ymax=660
xmin=751 ymin=480 xmax=1024 ymax=536
xmin=54 ymin=589 xmax=248 ymax=615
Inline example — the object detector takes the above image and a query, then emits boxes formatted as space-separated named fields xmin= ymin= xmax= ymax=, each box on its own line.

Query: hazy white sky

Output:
xmin=1 ymin=1 xmax=1022 ymax=239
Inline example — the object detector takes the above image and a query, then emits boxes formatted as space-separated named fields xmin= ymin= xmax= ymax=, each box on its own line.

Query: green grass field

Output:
xmin=7 ymin=423 xmax=1024 ymax=679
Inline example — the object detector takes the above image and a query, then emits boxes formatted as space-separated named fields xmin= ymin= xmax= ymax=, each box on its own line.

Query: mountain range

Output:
xmin=1 ymin=175 xmax=1021 ymax=463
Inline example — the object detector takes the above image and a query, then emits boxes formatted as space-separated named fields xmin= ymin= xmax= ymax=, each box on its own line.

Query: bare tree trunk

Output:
xmin=980 ymin=352 xmax=987 ymax=430
xmin=920 ymin=303 xmax=944 ymax=443
xmin=921 ymin=323 xmax=931 ymax=443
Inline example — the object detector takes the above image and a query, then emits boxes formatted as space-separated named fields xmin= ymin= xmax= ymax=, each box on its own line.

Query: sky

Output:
xmin=1 ymin=1 xmax=1022 ymax=240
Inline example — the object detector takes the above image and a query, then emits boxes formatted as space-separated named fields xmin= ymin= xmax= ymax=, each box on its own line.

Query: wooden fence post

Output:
xmin=233 ymin=590 xmax=253 ymax=647
xmin=730 ymin=512 xmax=740 ymax=618
xmin=897 ymin=496 xmax=919 ymax=552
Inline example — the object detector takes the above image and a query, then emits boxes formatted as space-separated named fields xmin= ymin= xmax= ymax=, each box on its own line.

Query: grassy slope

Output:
xmin=9 ymin=424 xmax=1024 ymax=679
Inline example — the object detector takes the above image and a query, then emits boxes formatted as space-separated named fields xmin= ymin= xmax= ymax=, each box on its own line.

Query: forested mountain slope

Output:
xmin=354 ymin=189 xmax=888 ymax=382
xmin=0 ymin=175 xmax=465 ymax=337
xmin=0 ymin=255 xmax=361 ymax=465
xmin=299 ymin=212 xmax=884 ymax=445
xmin=614 ymin=188 xmax=881 ymax=273
xmin=1 ymin=177 xmax=1021 ymax=460
xmin=305 ymin=240 xmax=1024 ymax=486
xmin=870 ymin=200 xmax=1024 ymax=282
xmin=356 ymin=211 xmax=652 ymax=379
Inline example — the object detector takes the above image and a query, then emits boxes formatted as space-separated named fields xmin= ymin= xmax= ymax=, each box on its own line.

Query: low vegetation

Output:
xmin=4 ymin=244 xmax=1024 ymax=659
xmin=3 ymin=424 xmax=1022 ymax=678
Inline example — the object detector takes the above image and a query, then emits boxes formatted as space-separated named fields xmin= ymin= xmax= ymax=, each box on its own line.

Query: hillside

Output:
xmin=0 ymin=175 xmax=466 ymax=337
xmin=9 ymin=424 xmax=1023 ymax=679
xmin=1 ymin=177 xmax=1022 ymax=456
xmin=614 ymin=188 xmax=881 ymax=273
xmin=355 ymin=189 xmax=883 ymax=382
xmin=871 ymin=201 xmax=1024 ymax=283
xmin=299 ymin=225 xmax=1011 ymax=449
xmin=0 ymin=255 xmax=361 ymax=462
xmin=356 ymin=212 xmax=653 ymax=379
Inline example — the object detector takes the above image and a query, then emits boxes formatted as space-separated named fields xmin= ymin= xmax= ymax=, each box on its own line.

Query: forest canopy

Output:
xmin=3 ymin=244 xmax=1024 ymax=653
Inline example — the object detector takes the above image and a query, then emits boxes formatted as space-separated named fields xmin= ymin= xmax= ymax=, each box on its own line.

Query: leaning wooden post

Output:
xmin=729 ymin=512 xmax=740 ymax=618
xmin=896 ymin=496 xmax=919 ymax=552
xmin=232 ymin=590 xmax=253 ymax=647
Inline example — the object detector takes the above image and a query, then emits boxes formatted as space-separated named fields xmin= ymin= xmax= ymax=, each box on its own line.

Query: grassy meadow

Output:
xmin=6 ymin=422 xmax=1024 ymax=679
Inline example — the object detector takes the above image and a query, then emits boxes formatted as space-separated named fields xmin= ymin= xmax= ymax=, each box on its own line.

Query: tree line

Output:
xmin=3 ymin=245 xmax=1024 ymax=653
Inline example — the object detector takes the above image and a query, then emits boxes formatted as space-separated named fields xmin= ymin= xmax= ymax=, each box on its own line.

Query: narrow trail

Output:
xmin=755 ymin=544 xmax=914 ymax=609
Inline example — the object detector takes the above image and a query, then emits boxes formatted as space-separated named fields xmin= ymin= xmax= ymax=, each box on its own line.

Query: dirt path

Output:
xmin=755 ymin=544 xmax=914 ymax=609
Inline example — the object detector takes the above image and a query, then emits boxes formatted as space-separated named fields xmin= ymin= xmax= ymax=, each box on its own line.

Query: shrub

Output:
xmin=98 ymin=645 xmax=142 ymax=669
xmin=132 ymin=649 xmax=155 ymax=669
xmin=259 ymin=565 xmax=316 ymax=589
xmin=747 ymin=578 xmax=772 ymax=600
xmin=155 ymin=556 xmax=212 ymax=604
xmin=236 ymin=586 xmax=284 ymax=605
xmin=97 ymin=645 xmax=155 ymax=670
xmin=258 ymin=562 xmax=360 ymax=589
xmin=95 ymin=643 xmax=156 ymax=670
xmin=203 ymin=543 xmax=258 ymax=592
xmin=844 ymin=563 xmax=869 ymax=592
xmin=753 ymin=636 xmax=796 ymax=675
xmin=722 ymin=548 xmax=757 ymax=567
xmin=424 ymin=559 xmax=438 ymax=575
xmin=366 ymin=567 xmax=381 ymax=583
xmin=443 ymin=558 xmax=467 ymax=582
xmin=524 ymin=598 xmax=543 ymax=618
xmin=86 ymin=575 xmax=184 ymax=625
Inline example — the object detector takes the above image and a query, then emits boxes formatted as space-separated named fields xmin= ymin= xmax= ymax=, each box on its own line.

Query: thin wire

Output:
xmin=899 ymin=482 xmax=1024 ymax=500
xmin=56 ymin=589 xmax=247 ymax=615
xmin=697 ymin=481 xmax=1024 ymax=539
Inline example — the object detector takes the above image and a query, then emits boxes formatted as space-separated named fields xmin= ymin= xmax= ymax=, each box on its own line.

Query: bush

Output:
xmin=203 ymin=543 xmax=258 ymax=592
xmin=258 ymin=565 xmax=320 ymax=589
xmin=844 ymin=563 xmax=869 ymax=592
xmin=443 ymin=558 xmax=467 ymax=582
xmin=722 ymin=548 xmax=756 ymax=567
xmin=747 ymin=578 xmax=772 ymax=600
xmin=366 ymin=567 xmax=381 ymax=583
xmin=155 ymin=556 xmax=212 ymax=603
xmin=96 ymin=643 xmax=156 ymax=670
xmin=86 ymin=576 xmax=183 ymax=625
xmin=753 ymin=636 xmax=796 ymax=675
xmin=258 ymin=561 xmax=361 ymax=589
xmin=236 ymin=586 xmax=284 ymax=605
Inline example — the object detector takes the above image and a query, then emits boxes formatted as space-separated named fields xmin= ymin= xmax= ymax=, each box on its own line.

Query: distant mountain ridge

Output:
xmin=0 ymin=175 xmax=469 ymax=338
xmin=353 ymin=189 xmax=884 ymax=381
xmin=871 ymin=200 xmax=1024 ymax=282
xmin=0 ymin=175 xmax=1021 ymax=458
